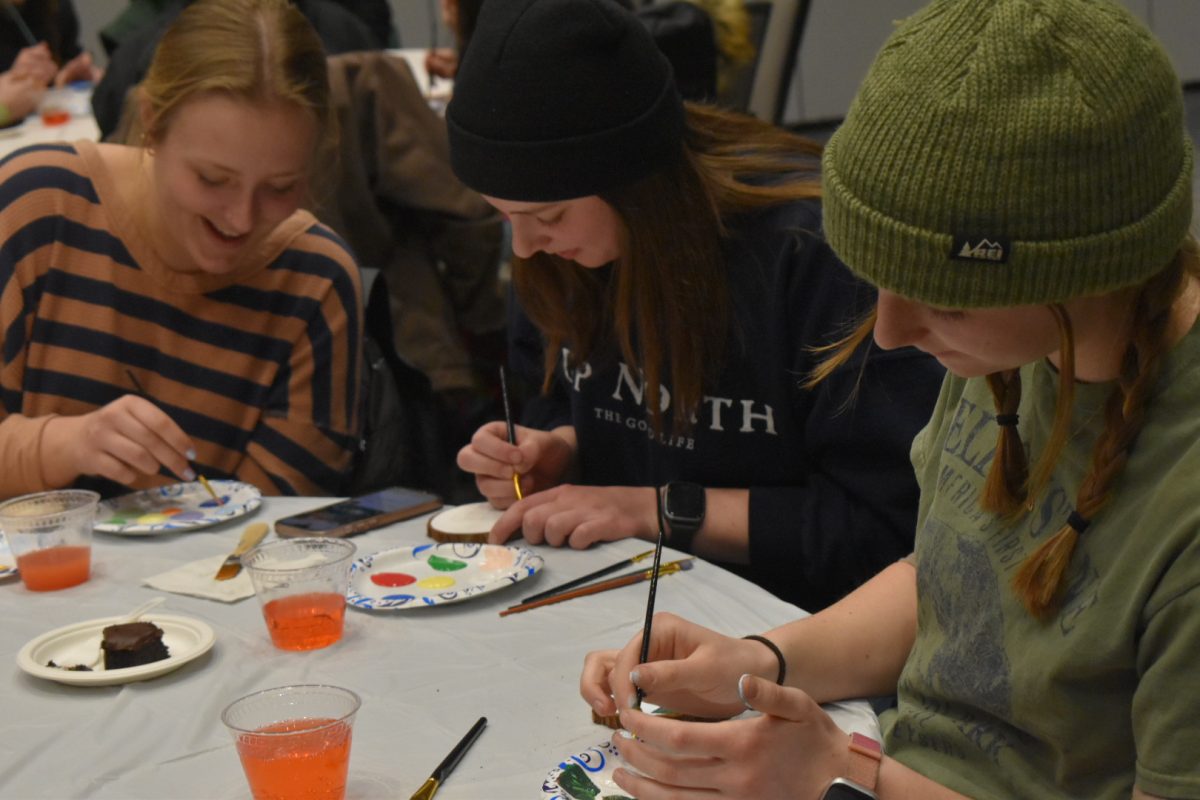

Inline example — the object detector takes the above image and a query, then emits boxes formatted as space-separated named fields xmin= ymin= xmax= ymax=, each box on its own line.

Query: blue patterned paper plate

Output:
xmin=94 ymin=481 xmax=262 ymax=535
xmin=542 ymin=741 xmax=632 ymax=799
xmin=346 ymin=543 xmax=543 ymax=610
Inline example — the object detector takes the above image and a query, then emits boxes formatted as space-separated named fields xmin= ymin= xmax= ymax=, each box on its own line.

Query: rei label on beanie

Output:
xmin=951 ymin=235 xmax=1010 ymax=264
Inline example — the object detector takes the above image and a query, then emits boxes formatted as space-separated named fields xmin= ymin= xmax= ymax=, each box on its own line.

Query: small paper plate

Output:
xmin=0 ymin=535 xmax=16 ymax=578
xmin=95 ymin=481 xmax=261 ymax=535
xmin=17 ymin=613 xmax=216 ymax=686
xmin=346 ymin=543 xmax=543 ymax=610
xmin=541 ymin=741 xmax=631 ymax=799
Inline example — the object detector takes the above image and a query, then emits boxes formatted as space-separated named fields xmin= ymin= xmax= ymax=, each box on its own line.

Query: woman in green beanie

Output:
xmin=580 ymin=0 xmax=1200 ymax=798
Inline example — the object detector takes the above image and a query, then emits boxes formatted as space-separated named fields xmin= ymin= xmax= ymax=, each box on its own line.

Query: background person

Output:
xmin=580 ymin=0 xmax=1200 ymax=797
xmin=0 ymin=67 xmax=41 ymax=126
xmin=0 ymin=0 xmax=362 ymax=500
xmin=447 ymin=0 xmax=943 ymax=612
xmin=0 ymin=0 xmax=101 ymax=89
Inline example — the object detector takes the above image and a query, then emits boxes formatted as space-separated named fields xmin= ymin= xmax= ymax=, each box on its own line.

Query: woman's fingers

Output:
xmin=580 ymin=649 xmax=619 ymax=714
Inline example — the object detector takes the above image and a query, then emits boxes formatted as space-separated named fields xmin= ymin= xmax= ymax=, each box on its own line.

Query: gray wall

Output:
xmin=786 ymin=0 xmax=1200 ymax=125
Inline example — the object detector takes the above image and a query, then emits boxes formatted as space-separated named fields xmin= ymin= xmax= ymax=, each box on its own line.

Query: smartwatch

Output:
xmin=661 ymin=481 xmax=705 ymax=553
xmin=821 ymin=733 xmax=882 ymax=799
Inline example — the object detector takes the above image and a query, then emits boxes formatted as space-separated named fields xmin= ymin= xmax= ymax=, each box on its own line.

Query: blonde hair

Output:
xmin=139 ymin=0 xmax=332 ymax=154
xmin=811 ymin=237 xmax=1200 ymax=618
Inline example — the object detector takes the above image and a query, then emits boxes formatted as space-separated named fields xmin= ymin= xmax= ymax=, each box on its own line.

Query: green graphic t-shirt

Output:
xmin=884 ymin=323 xmax=1200 ymax=799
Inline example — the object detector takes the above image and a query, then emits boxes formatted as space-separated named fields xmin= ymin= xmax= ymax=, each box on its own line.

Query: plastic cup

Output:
xmin=38 ymin=88 xmax=73 ymax=126
xmin=0 ymin=490 xmax=99 ymax=591
xmin=243 ymin=538 xmax=355 ymax=651
xmin=222 ymin=684 xmax=360 ymax=800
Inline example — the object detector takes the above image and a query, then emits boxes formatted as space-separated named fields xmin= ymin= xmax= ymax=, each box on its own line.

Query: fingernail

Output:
xmin=183 ymin=468 xmax=196 ymax=481
xmin=629 ymin=668 xmax=640 ymax=686
xmin=186 ymin=448 xmax=197 ymax=461
xmin=617 ymin=728 xmax=635 ymax=740
xmin=625 ymin=693 xmax=639 ymax=709
xmin=737 ymin=673 xmax=754 ymax=711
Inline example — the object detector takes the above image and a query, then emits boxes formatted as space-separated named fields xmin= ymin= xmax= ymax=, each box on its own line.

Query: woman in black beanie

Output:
xmin=447 ymin=0 xmax=943 ymax=612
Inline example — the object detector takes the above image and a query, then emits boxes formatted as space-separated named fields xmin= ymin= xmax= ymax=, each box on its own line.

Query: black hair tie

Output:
xmin=1066 ymin=510 xmax=1091 ymax=534
xmin=742 ymin=635 xmax=786 ymax=685
xmin=995 ymin=413 xmax=1020 ymax=427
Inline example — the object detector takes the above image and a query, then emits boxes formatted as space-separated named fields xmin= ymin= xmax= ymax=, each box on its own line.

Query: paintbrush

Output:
xmin=1 ymin=2 xmax=38 ymax=48
xmin=409 ymin=716 xmax=487 ymax=800
xmin=499 ymin=365 xmax=522 ymax=500
xmin=124 ymin=369 xmax=223 ymax=505
xmin=635 ymin=486 xmax=668 ymax=706
xmin=498 ymin=557 xmax=693 ymax=617
xmin=511 ymin=548 xmax=657 ymax=607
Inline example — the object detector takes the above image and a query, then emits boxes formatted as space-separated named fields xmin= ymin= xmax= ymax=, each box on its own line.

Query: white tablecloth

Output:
xmin=0 ymin=497 xmax=877 ymax=799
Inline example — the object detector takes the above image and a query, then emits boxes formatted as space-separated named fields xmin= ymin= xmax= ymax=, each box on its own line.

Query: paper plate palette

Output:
xmin=95 ymin=481 xmax=261 ymax=535
xmin=541 ymin=741 xmax=632 ymax=799
xmin=17 ymin=613 xmax=216 ymax=686
xmin=346 ymin=543 xmax=543 ymax=610
xmin=0 ymin=535 xmax=15 ymax=578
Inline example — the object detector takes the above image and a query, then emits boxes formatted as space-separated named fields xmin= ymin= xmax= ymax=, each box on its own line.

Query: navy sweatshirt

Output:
xmin=510 ymin=197 xmax=944 ymax=612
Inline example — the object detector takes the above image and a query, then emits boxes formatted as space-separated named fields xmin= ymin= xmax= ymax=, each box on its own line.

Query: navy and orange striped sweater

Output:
xmin=0 ymin=142 xmax=362 ymax=498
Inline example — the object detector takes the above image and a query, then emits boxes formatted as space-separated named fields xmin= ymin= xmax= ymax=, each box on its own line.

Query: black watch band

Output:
xmin=661 ymin=481 xmax=705 ymax=553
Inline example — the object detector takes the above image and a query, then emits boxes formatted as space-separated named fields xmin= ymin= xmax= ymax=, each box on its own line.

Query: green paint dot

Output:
xmin=427 ymin=555 xmax=468 ymax=572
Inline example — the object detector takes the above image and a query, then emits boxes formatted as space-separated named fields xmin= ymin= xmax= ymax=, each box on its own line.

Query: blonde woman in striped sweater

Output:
xmin=0 ymin=0 xmax=362 ymax=500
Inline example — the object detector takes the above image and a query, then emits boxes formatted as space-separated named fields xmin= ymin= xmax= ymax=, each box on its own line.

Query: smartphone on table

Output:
xmin=275 ymin=486 xmax=443 ymax=538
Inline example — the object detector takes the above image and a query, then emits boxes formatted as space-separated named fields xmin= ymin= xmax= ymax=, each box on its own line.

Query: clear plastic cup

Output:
xmin=243 ymin=538 xmax=356 ymax=651
xmin=37 ymin=87 xmax=73 ymax=126
xmin=222 ymin=684 xmax=360 ymax=800
xmin=0 ymin=490 xmax=99 ymax=591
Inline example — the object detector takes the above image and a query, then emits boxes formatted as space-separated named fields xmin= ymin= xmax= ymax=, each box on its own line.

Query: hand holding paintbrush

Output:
xmin=35 ymin=371 xmax=204 ymax=490
xmin=123 ymin=370 xmax=222 ymax=504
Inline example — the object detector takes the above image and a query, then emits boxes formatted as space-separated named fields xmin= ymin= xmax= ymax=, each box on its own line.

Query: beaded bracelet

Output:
xmin=742 ymin=634 xmax=786 ymax=685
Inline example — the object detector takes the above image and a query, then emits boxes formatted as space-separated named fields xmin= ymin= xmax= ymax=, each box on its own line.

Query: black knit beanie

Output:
xmin=446 ymin=0 xmax=685 ymax=202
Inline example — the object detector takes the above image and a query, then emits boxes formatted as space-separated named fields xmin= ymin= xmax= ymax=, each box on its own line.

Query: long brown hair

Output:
xmin=512 ymin=103 xmax=822 ymax=434
xmin=811 ymin=238 xmax=1200 ymax=617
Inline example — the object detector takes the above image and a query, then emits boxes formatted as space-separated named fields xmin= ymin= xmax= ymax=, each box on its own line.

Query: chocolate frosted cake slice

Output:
xmin=101 ymin=621 xmax=170 ymax=670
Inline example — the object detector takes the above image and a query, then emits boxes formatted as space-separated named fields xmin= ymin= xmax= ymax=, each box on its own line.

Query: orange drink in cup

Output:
xmin=37 ymin=88 xmax=73 ymax=126
xmin=0 ymin=490 xmax=99 ymax=591
xmin=243 ymin=538 xmax=355 ymax=651
xmin=222 ymin=684 xmax=360 ymax=800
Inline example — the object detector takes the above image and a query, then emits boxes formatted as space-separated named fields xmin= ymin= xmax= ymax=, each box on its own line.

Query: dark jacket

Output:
xmin=0 ymin=0 xmax=82 ymax=71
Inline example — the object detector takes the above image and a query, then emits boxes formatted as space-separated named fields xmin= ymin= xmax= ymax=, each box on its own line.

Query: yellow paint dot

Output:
xmin=417 ymin=576 xmax=456 ymax=590
xmin=137 ymin=513 xmax=170 ymax=524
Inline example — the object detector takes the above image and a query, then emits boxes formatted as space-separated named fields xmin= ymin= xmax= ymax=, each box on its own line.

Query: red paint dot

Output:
xmin=371 ymin=572 xmax=417 ymax=587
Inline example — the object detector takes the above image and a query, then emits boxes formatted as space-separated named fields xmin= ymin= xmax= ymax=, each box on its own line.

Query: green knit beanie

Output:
xmin=822 ymin=0 xmax=1194 ymax=308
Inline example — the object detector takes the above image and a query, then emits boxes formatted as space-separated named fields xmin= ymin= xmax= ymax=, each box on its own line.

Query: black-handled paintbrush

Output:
xmin=409 ymin=716 xmax=487 ymax=800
